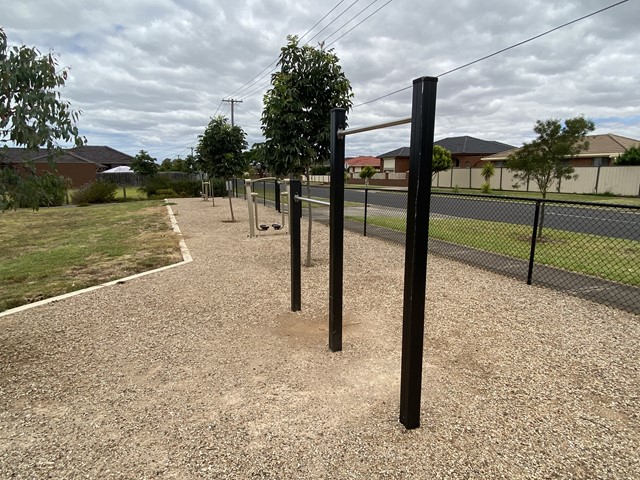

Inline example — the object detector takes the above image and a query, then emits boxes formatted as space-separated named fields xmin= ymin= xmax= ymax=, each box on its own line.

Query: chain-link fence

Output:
xmin=235 ymin=182 xmax=639 ymax=313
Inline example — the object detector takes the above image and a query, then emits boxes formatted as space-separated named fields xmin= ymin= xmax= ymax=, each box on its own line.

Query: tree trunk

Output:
xmin=537 ymin=192 xmax=546 ymax=239
xmin=305 ymin=167 xmax=313 ymax=267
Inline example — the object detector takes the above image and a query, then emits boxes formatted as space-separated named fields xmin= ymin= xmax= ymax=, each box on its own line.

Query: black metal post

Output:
xmin=364 ymin=188 xmax=368 ymax=237
xmin=263 ymin=183 xmax=266 ymax=206
xmin=290 ymin=180 xmax=302 ymax=311
xmin=275 ymin=181 xmax=281 ymax=212
xmin=527 ymin=200 xmax=541 ymax=285
xmin=400 ymin=76 xmax=438 ymax=430
xmin=329 ymin=108 xmax=345 ymax=352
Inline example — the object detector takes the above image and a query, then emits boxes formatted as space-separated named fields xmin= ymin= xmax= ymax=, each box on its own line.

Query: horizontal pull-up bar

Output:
xmin=294 ymin=195 xmax=330 ymax=207
xmin=337 ymin=116 xmax=412 ymax=138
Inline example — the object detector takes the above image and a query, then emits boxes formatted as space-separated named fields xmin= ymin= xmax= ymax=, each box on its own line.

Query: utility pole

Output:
xmin=222 ymin=98 xmax=243 ymax=126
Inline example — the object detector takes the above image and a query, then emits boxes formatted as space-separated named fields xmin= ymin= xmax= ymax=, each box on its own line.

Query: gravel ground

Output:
xmin=1 ymin=197 xmax=638 ymax=479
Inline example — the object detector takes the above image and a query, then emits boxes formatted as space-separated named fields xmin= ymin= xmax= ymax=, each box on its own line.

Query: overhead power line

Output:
xmin=304 ymin=0 xmax=361 ymax=45
xmin=238 ymin=0 xmax=392 ymax=103
xmin=353 ymin=0 xmax=629 ymax=108
xmin=326 ymin=0 xmax=393 ymax=47
xmin=224 ymin=0 xmax=348 ymax=100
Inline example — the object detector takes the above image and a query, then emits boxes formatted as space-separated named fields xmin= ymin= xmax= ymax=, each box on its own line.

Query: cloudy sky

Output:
xmin=4 ymin=0 xmax=639 ymax=159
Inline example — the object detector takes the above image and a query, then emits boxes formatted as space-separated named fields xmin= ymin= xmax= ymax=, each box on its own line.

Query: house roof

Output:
xmin=435 ymin=136 xmax=515 ymax=155
xmin=482 ymin=133 xmax=640 ymax=161
xmin=378 ymin=137 xmax=515 ymax=159
xmin=69 ymin=146 xmax=135 ymax=165
xmin=378 ymin=147 xmax=410 ymax=158
xmin=346 ymin=156 xmax=380 ymax=167
xmin=1 ymin=145 xmax=133 ymax=167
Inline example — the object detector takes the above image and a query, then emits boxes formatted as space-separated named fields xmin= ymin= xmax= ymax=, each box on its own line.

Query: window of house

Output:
xmin=592 ymin=157 xmax=609 ymax=166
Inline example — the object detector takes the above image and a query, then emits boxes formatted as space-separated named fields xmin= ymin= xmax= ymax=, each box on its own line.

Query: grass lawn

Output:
xmin=348 ymin=215 xmax=639 ymax=286
xmin=0 ymin=201 xmax=182 ymax=312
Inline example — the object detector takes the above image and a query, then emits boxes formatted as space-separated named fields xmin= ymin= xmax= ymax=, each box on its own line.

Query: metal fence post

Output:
xmin=275 ymin=180 xmax=281 ymax=212
xmin=245 ymin=179 xmax=255 ymax=239
xmin=364 ymin=188 xmax=368 ymax=237
xmin=400 ymin=76 xmax=438 ymax=430
xmin=527 ymin=200 xmax=541 ymax=285
xmin=290 ymin=180 xmax=302 ymax=311
xmin=329 ymin=108 xmax=345 ymax=352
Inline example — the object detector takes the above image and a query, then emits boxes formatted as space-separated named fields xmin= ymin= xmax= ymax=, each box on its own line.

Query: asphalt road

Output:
xmin=250 ymin=182 xmax=640 ymax=241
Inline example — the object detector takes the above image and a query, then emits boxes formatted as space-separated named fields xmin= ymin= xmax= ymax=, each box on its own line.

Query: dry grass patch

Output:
xmin=0 ymin=201 xmax=182 ymax=311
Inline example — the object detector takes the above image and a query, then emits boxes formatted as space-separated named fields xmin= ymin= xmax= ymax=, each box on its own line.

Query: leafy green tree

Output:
xmin=261 ymin=35 xmax=353 ymax=265
xmin=158 ymin=158 xmax=173 ymax=172
xmin=506 ymin=116 xmax=595 ymax=237
xmin=183 ymin=154 xmax=198 ymax=174
xmin=131 ymin=150 xmax=158 ymax=177
xmin=196 ymin=116 xmax=247 ymax=221
xmin=0 ymin=28 xmax=85 ymax=211
xmin=359 ymin=165 xmax=377 ymax=186
xmin=432 ymin=145 xmax=452 ymax=178
xmin=615 ymin=146 xmax=640 ymax=166
xmin=481 ymin=161 xmax=495 ymax=192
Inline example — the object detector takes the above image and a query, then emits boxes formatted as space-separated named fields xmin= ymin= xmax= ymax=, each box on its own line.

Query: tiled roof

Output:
xmin=69 ymin=146 xmax=134 ymax=165
xmin=1 ymin=146 xmax=133 ymax=167
xmin=435 ymin=136 xmax=515 ymax=154
xmin=482 ymin=133 xmax=640 ymax=160
xmin=378 ymin=147 xmax=410 ymax=158
xmin=346 ymin=156 xmax=380 ymax=167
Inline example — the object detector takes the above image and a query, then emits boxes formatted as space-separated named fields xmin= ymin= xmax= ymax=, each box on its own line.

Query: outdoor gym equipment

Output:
xmin=287 ymin=76 xmax=438 ymax=430
xmin=245 ymin=178 xmax=287 ymax=237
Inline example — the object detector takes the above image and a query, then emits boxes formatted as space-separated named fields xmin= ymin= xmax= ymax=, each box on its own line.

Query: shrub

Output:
xmin=481 ymin=182 xmax=491 ymax=194
xmin=310 ymin=165 xmax=330 ymax=175
xmin=141 ymin=176 xmax=214 ymax=198
xmin=71 ymin=180 xmax=118 ymax=205
xmin=15 ymin=172 xmax=69 ymax=208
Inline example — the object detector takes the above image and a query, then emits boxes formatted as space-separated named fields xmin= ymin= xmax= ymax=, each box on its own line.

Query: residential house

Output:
xmin=482 ymin=133 xmax=640 ymax=167
xmin=378 ymin=136 xmax=515 ymax=172
xmin=1 ymin=146 xmax=135 ymax=188
xmin=345 ymin=156 xmax=381 ymax=174
xmin=435 ymin=136 xmax=514 ymax=168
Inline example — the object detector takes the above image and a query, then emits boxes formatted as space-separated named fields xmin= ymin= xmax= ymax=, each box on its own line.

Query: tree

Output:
xmin=481 ymin=161 xmax=495 ymax=192
xmin=432 ymin=145 xmax=452 ymax=178
xmin=261 ymin=35 xmax=353 ymax=266
xmin=196 ymin=116 xmax=247 ymax=221
xmin=359 ymin=165 xmax=377 ymax=186
xmin=1 ymin=28 xmax=85 ymax=211
xmin=506 ymin=116 xmax=595 ymax=237
xmin=615 ymin=146 xmax=640 ymax=166
xmin=158 ymin=158 xmax=172 ymax=172
xmin=131 ymin=150 xmax=158 ymax=177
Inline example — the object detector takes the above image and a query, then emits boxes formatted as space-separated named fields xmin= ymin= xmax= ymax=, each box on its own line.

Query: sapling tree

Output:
xmin=262 ymin=35 xmax=353 ymax=266
xmin=359 ymin=165 xmax=377 ymax=186
xmin=196 ymin=116 xmax=247 ymax=221
xmin=506 ymin=116 xmax=595 ymax=237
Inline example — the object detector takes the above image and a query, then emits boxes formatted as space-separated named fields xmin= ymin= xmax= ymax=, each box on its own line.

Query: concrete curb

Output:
xmin=0 ymin=201 xmax=192 ymax=318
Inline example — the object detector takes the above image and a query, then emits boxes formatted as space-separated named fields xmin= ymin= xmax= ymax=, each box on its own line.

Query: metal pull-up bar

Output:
xmin=337 ymin=116 xmax=412 ymax=138
xmin=294 ymin=195 xmax=330 ymax=207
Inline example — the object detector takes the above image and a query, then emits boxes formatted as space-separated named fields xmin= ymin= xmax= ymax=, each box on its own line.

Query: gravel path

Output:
xmin=1 ymin=197 xmax=638 ymax=479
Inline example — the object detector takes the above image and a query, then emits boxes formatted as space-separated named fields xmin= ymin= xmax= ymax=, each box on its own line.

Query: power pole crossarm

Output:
xmin=222 ymin=99 xmax=243 ymax=126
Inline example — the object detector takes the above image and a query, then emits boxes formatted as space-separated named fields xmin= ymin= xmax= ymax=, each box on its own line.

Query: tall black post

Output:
xmin=290 ymin=180 xmax=302 ymax=312
xmin=275 ymin=180 xmax=281 ymax=212
xmin=364 ymin=188 xmax=368 ymax=237
xmin=329 ymin=108 xmax=345 ymax=352
xmin=527 ymin=200 xmax=541 ymax=285
xmin=400 ymin=76 xmax=438 ymax=430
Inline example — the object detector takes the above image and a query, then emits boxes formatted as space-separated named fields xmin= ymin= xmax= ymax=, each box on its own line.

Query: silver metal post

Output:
xmin=245 ymin=179 xmax=255 ymax=238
